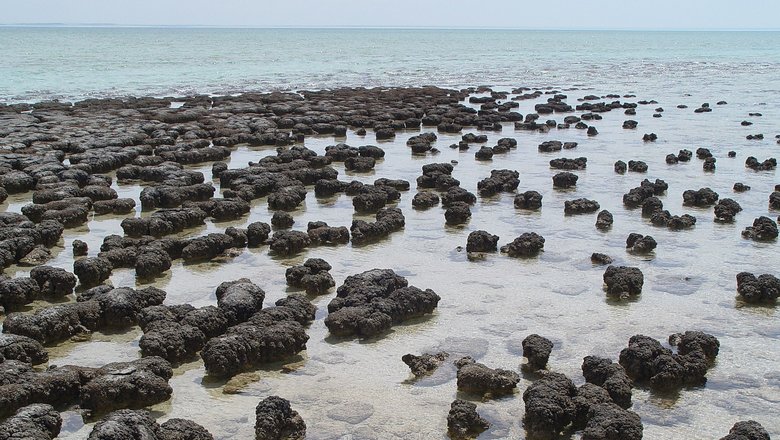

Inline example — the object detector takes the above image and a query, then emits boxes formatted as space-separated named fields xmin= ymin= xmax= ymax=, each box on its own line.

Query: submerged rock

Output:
xmin=736 ymin=272 xmax=780 ymax=303
xmin=603 ymin=266 xmax=644 ymax=297
xmin=523 ymin=334 xmax=554 ymax=370
xmin=501 ymin=233 xmax=545 ymax=257
xmin=402 ymin=352 xmax=449 ymax=377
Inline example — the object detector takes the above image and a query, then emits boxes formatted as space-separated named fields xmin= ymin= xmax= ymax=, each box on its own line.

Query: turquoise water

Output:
xmin=1 ymin=28 xmax=780 ymax=102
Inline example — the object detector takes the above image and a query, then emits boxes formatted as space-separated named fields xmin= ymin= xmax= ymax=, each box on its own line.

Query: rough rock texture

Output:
xmin=73 ymin=256 xmax=113 ymax=288
xmin=0 ymin=334 xmax=48 ymax=365
xmin=285 ymin=258 xmax=335 ymax=295
xmin=3 ymin=286 xmax=165 ymax=344
xmin=719 ymin=421 xmax=770 ymax=440
xmin=596 ymin=210 xmax=614 ymax=230
xmin=402 ymin=352 xmax=449 ymax=377
xmin=254 ymin=396 xmax=306 ymax=440
xmin=626 ymin=233 xmax=657 ymax=254
xmin=447 ymin=399 xmax=489 ymax=440
xmin=29 ymin=265 xmax=77 ymax=297
xmin=88 ymin=409 xmax=213 ymax=440
xmin=350 ymin=208 xmax=405 ymax=244
xmin=0 ymin=404 xmax=61 ymax=440
xmin=581 ymin=356 xmax=633 ymax=408
xmin=522 ymin=334 xmax=554 ymax=370
xmin=552 ymin=172 xmax=578 ymax=188
xmin=500 ymin=232 xmax=545 ymax=257
xmin=741 ymin=216 xmax=778 ymax=241
xmin=603 ymin=266 xmax=644 ymax=297
xmin=736 ymin=272 xmax=780 ymax=303
xmin=565 ymin=198 xmax=600 ymax=215
xmin=683 ymin=188 xmax=719 ymax=207
xmin=619 ymin=332 xmax=719 ymax=390
xmin=466 ymin=230 xmax=499 ymax=253
xmin=582 ymin=403 xmax=643 ymax=440
xmin=455 ymin=356 xmax=520 ymax=395
xmin=201 ymin=295 xmax=315 ymax=378
xmin=325 ymin=269 xmax=439 ymax=338
xmin=514 ymin=191 xmax=543 ymax=210
xmin=523 ymin=372 xmax=577 ymax=438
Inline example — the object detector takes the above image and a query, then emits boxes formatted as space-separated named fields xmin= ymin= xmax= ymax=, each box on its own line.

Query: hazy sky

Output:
xmin=3 ymin=0 xmax=779 ymax=30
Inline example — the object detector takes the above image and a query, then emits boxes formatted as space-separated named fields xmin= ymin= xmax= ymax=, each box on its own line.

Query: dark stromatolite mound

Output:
xmin=581 ymin=356 xmax=633 ymax=408
xmin=650 ymin=210 xmax=697 ymax=230
xmin=445 ymin=202 xmax=471 ymax=225
xmin=72 ymin=239 xmax=88 ymax=256
xmin=138 ymin=305 xmax=228 ymax=362
xmin=591 ymin=253 xmax=613 ymax=265
xmin=417 ymin=163 xmax=458 ymax=190
xmin=626 ymin=233 xmax=657 ymax=254
xmin=565 ymin=198 xmax=600 ymax=215
xmin=474 ymin=146 xmax=494 ymax=161
xmin=736 ymin=272 xmax=780 ymax=303
xmin=402 ymin=352 xmax=449 ymax=377
xmin=514 ymin=190 xmax=543 ymax=210
xmin=247 ymin=222 xmax=271 ymax=247
xmin=614 ymin=161 xmax=627 ymax=174
xmin=88 ymin=409 xmax=214 ymax=440
xmin=79 ymin=356 xmax=174 ymax=413
xmin=350 ymin=208 xmax=405 ymax=244
xmin=3 ymin=286 xmax=165 ymax=344
xmin=745 ymin=156 xmax=777 ymax=171
xmin=324 ymin=269 xmax=439 ymax=338
xmin=412 ymin=191 xmax=440 ymax=209
xmin=285 ymin=258 xmax=335 ymax=295
xmin=522 ymin=372 xmax=577 ymax=438
xmin=0 ymin=357 xmax=173 ymax=418
xmin=741 ymin=216 xmax=778 ymax=241
xmin=455 ymin=356 xmax=520 ymax=395
xmin=267 ymin=230 xmax=311 ymax=255
xmin=619 ymin=332 xmax=719 ymax=390
xmin=573 ymin=384 xmax=613 ymax=428
xmin=0 ymin=277 xmax=41 ymax=310
xmin=683 ymin=187 xmax=719 ymax=207
xmin=501 ymin=232 xmax=545 ymax=257
xmin=623 ymin=179 xmax=668 ymax=208
xmin=582 ymin=403 xmax=643 ymax=440
xmin=215 ymin=279 xmax=266 ymax=326
xmin=770 ymin=191 xmax=780 ymax=210
xmin=477 ymin=169 xmax=519 ymax=196
xmin=0 ymin=334 xmax=48 ymax=365
xmin=0 ymin=404 xmax=62 ymax=440
xmin=306 ymin=221 xmax=349 ymax=245
xmin=29 ymin=265 xmax=77 ymax=297
xmin=466 ymin=230 xmax=499 ymax=253
xmin=522 ymin=334 xmax=553 ymax=370
xmin=603 ymin=266 xmax=644 ymax=297
xmin=73 ymin=256 xmax=113 ymax=287
xmin=552 ymin=172 xmax=578 ymax=189
xmin=121 ymin=208 xmax=207 ymax=238
xmin=447 ymin=399 xmax=489 ymax=440
xmin=714 ymin=198 xmax=743 ymax=222
xmin=93 ymin=198 xmax=137 ymax=215
xmin=441 ymin=187 xmax=477 ymax=207
xmin=596 ymin=210 xmax=613 ymax=230
xmin=641 ymin=197 xmax=663 ymax=216
xmin=550 ymin=157 xmax=587 ymax=170
xmin=255 ymin=396 xmax=306 ymax=440
xmin=719 ymin=421 xmax=770 ymax=440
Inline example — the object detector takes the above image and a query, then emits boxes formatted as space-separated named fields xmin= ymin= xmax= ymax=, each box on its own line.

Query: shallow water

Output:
xmin=1 ymin=83 xmax=779 ymax=439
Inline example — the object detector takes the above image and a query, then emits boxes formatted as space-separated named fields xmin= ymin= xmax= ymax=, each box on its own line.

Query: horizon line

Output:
xmin=1 ymin=23 xmax=780 ymax=32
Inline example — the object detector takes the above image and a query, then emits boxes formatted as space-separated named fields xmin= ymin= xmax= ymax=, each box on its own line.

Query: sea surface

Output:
xmin=1 ymin=28 xmax=780 ymax=103
xmin=1 ymin=28 xmax=779 ymax=439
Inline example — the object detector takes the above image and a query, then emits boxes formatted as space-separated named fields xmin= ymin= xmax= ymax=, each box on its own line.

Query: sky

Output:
xmin=2 ymin=0 xmax=779 ymax=30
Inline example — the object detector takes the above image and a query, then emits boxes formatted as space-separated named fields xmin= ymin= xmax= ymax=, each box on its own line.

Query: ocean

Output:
xmin=1 ymin=27 xmax=780 ymax=103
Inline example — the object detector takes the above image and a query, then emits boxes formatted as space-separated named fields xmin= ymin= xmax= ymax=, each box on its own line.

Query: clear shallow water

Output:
xmin=0 ymin=28 xmax=779 ymax=439
xmin=1 ymin=28 xmax=780 ymax=103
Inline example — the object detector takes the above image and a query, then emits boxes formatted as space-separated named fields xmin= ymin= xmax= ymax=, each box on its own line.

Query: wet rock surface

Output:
xmin=447 ymin=399 xmax=489 ymax=440
xmin=455 ymin=356 xmax=520 ymax=395
xmin=255 ymin=396 xmax=306 ymax=440
xmin=325 ymin=269 xmax=439 ymax=338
